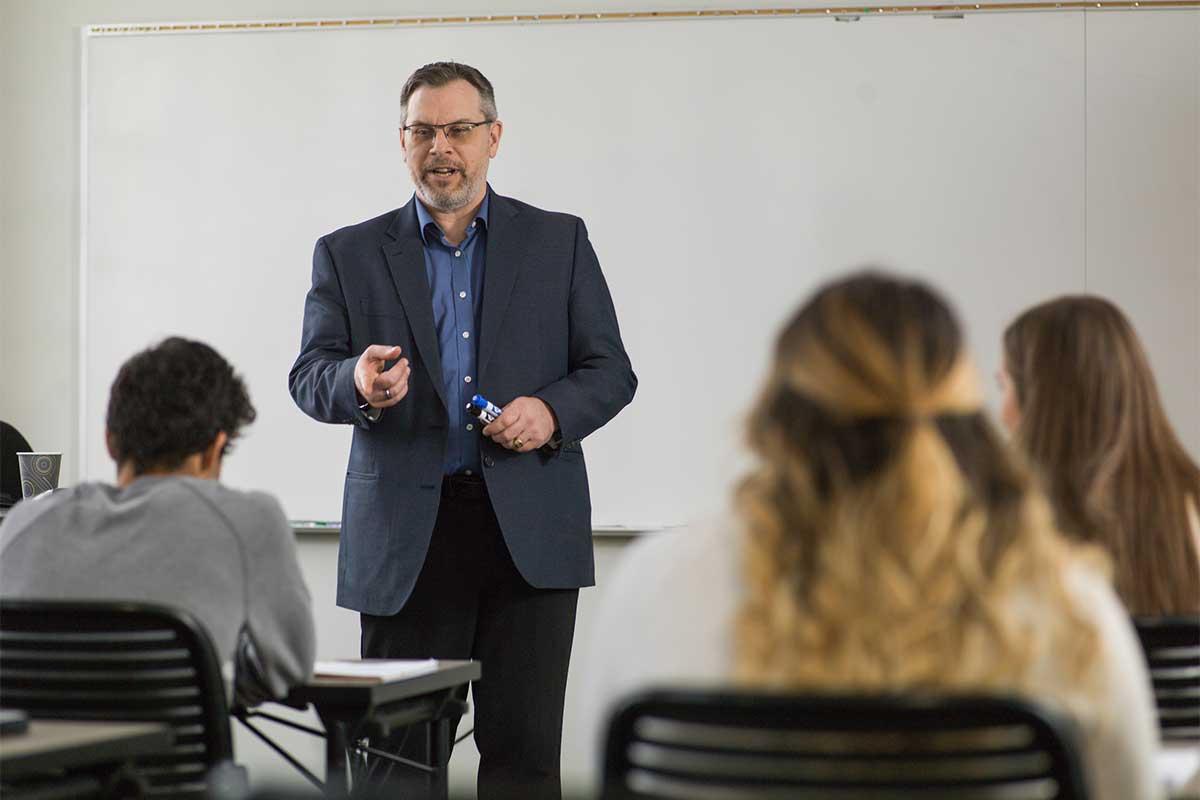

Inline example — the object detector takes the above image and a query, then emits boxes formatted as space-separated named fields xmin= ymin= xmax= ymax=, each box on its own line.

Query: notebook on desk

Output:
xmin=313 ymin=658 xmax=439 ymax=683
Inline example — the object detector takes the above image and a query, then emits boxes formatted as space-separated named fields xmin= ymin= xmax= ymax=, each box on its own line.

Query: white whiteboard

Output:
xmin=82 ymin=11 xmax=1200 ymax=525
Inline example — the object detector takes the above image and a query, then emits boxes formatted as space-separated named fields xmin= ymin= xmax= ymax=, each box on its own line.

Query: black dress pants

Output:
xmin=360 ymin=475 xmax=579 ymax=800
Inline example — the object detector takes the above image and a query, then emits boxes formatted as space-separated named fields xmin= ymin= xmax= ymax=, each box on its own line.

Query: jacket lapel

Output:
xmin=383 ymin=200 xmax=447 ymax=412
xmin=479 ymin=193 xmax=522 ymax=378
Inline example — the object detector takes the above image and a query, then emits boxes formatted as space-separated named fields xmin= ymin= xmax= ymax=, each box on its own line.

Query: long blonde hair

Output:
xmin=736 ymin=272 xmax=1102 ymax=698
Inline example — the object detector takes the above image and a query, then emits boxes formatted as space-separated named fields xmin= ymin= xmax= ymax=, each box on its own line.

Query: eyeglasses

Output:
xmin=401 ymin=120 xmax=494 ymax=145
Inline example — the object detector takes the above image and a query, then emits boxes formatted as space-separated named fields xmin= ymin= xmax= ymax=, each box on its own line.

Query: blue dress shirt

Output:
xmin=415 ymin=192 xmax=488 ymax=476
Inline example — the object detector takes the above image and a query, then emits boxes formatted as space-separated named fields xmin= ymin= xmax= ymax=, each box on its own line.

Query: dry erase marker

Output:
xmin=467 ymin=394 xmax=503 ymax=425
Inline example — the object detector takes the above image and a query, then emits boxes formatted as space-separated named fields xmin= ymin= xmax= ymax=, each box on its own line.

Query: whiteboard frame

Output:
xmin=82 ymin=1 xmax=1200 ymax=38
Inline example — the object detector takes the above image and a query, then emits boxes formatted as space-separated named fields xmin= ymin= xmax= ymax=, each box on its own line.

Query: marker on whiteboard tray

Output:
xmin=467 ymin=394 xmax=503 ymax=425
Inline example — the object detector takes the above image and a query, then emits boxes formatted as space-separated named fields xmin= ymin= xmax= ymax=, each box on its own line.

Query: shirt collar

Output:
xmin=414 ymin=187 xmax=490 ymax=245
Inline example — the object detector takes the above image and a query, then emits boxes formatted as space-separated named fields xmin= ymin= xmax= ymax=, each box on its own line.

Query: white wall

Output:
xmin=5 ymin=3 xmax=1197 ymax=491
xmin=1085 ymin=11 xmax=1200 ymax=440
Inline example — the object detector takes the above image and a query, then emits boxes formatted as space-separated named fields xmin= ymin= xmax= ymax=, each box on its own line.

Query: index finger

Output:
xmin=364 ymin=344 xmax=402 ymax=363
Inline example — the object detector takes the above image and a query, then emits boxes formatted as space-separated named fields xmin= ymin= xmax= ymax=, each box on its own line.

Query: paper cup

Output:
xmin=17 ymin=452 xmax=62 ymax=499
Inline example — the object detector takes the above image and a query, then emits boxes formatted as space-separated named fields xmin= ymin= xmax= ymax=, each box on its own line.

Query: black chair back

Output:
xmin=0 ymin=420 xmax=33 ymax=508
xmin=0 ymin=599 xmax=234 ymax=798
xmin=603 ymin=689 xmax=1089 ymax=799
xmin=1134 ymin=614 xmax=1200 ymax=741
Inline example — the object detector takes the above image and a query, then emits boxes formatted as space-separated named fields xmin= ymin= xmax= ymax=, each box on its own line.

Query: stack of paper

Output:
xmin=313 ymin=658 xmax=439 ymax=682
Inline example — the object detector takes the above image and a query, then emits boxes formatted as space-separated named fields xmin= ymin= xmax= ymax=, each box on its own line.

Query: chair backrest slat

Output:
xmin=0 ymin=599 xmax=234 ymax=800
xmin=1133 ymin=615 xmax=1200 ymax=742
xmin=625 ymin=769 xmax=1062 ymax=800
xmin=602 ymin=690 xmax=1089 ymax=800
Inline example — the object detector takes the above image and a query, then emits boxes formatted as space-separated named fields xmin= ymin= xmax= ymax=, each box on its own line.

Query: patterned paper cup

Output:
xmin=17 ymin=452 xmax=61 ymax=499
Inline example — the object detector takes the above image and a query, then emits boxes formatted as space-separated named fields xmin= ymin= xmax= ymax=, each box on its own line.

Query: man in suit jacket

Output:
xmin=289 ymin=62 xmax=636 ymax=798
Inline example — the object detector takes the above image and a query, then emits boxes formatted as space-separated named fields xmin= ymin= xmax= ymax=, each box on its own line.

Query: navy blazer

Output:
xmin=289 ymin=192 xmax=637 ymax=615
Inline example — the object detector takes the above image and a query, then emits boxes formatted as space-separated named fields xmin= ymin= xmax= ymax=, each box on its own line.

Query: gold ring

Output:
xmin=513 ymin=438 xmax=524 ymax=449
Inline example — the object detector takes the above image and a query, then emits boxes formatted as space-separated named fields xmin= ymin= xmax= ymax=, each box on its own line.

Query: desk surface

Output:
xmin=288 ymin=659 xmax=481 ymax=711
xmin=0 ymin=719 xmax=174 ymax=779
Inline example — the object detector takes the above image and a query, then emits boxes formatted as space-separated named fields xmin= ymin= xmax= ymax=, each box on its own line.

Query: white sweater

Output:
xmin=581 ymin=518 xmax=1163 ymax=800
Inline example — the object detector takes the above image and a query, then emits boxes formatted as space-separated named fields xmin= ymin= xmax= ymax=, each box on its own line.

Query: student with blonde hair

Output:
xmin=584 ymin=272 xmax=1160 ymax=800
xmin=1001 ymin=295 xmax=1200 ymax=615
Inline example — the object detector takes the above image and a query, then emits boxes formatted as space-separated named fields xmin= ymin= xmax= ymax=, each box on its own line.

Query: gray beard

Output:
xmin=416 ymin=171 xmax=483 ymax=212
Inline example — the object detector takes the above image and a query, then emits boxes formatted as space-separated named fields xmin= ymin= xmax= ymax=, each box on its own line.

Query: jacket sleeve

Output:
xmin=534 ymin=219 xmax=637 ymax=445
xmin=288 ymin=237 xmax=375 ymax=430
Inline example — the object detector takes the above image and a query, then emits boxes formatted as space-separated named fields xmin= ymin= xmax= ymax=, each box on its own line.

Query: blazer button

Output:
xmin=483 ymin=456 xmax=495 ymax=468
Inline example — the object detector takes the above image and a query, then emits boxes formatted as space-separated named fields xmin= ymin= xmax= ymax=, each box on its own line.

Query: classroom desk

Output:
xmin=0 ymin=719 xmax=174 ymax=799
xmin=286 ymin=659 xmax=481 ymax=799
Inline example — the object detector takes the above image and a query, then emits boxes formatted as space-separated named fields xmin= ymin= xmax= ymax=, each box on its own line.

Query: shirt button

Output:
xmin=459 ymin=291 xmax=467 ymax=299
xmin=470 ymin=222 xmax=476 ymax=228
xmin=454 ymin=250 xmax=462 ymax=257
xmin=483 ymin=456 xmax=495 ymax=468
xmin=464 ymin=376 xmax=472 ymax=384
xmin=462 ymin=331 xmax=470 ymax=339
xmin=466 ymin=423 xmax=474 ymax=431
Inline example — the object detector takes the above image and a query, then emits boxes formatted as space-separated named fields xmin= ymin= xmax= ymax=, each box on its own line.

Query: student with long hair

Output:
xmin=584 ymin=272 xmax=1159 ymax=800
xmin=1001 ymin=296 xmax=1200 ymax=615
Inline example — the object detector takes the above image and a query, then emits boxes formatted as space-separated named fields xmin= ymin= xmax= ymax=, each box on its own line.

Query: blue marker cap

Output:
xmin=467 ymin=394 xmax=503 ymax=424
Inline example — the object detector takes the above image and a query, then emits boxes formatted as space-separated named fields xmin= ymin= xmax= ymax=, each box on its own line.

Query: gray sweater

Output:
xmin=0 ymin=476 xmax=315 ymax=702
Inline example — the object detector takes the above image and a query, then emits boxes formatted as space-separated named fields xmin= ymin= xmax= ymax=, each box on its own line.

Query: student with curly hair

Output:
xmin=584 ymin=272 xmax=1160 ymax=800
xmin=1000 ymin=296 xmax=1200 ymax=616
xmin=0 ymin=337 xmax=315 ymax=705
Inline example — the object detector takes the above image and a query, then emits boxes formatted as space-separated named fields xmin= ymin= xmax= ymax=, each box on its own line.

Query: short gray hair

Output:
xmin=399 ymin=62 xmax=497 ymax=127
